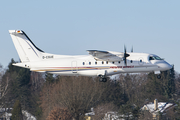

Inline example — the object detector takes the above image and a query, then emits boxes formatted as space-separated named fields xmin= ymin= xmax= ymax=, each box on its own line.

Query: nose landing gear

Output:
xmin=157 ymin=74 xmax=161 ymax=79
xmin=154 ymin=71 xmax=161 ymax=79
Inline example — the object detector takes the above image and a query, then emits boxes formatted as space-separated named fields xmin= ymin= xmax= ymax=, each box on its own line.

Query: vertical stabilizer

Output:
xmin=9 ymin=30 xmax=44 ymax=62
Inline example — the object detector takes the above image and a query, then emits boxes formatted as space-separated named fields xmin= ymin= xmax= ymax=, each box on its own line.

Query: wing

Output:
xmin=87 ymin=50 xmax=123 ymax=62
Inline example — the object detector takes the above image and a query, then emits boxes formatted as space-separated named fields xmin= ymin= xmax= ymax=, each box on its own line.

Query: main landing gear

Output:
xmin=99 ymin=75 xmax=107 ymax=82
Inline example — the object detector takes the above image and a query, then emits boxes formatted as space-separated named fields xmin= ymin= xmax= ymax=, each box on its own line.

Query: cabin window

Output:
xmin=95 ymin=61 xmax=97 ymax=65
xmin=89 ymin=62 xmax=91 ymax=65
xmin=140 ymin=60 xmax=142 ymax=63
xmin=106 ymin=61 xmax=108 ymax=64
xmin=83 ymin=62 xmax=85 ymax=65
xmin=112 ymin=61 xmax=114 ymax=64
xmin=102 ymin=61 xmax=104 ymax=64
xmin=130 ymin=60 xmax=133 ymax=63
xmin=118 ymin=61 xmax=120 ymax=64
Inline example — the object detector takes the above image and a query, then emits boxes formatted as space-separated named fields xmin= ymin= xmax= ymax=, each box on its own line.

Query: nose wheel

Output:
xmin=157 ymin=74 xmax=161 ymax=79
xmin=154 ymin=71 xmax=161 ymax=79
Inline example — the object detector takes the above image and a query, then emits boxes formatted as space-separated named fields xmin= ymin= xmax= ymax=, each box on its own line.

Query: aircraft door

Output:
xmin=71 ymin=61 xmax=78 ymax=73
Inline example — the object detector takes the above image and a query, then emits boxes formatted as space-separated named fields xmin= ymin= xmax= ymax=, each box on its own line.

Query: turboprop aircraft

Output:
xmin=9 ymin=30 xmax=172 ymax=82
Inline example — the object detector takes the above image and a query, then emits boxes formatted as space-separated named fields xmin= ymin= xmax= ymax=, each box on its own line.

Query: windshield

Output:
xmin=149 ymin=56 xmax=163 ymax=60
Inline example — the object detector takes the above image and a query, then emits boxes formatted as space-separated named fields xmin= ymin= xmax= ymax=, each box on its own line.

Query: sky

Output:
xmin=0 ymin=0 xmax=180 ymax=73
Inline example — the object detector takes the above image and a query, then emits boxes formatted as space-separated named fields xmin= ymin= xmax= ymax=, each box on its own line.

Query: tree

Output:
xmin=167 ymin=65 xmax=175 ymax=98
xmin=0 ymin=59 xmax=20 ymax=109
xmin=0 ymin=63 xmax=4 ymax=80
xmin=40 ymin=76 xmax=110 ymax=120
xmin=145 ymin=67 xmax=176 ymax=101
xmin=46 ymin=107 xmax=72 ymax=120
xmin=100 ymin=79 xmax=126 ymax=107
xmin=0 ymin=72 xmax=10 ymax=108
xmin=29 ymin=72 xmax=45 ymax=119
xmin=11 ymin=100 xmax=23 ymax=120
xmin=174 ymin=100 xmax=180 ymax=119
xmin=10 ymin=63 xmax=31 ymax=111
xmin=145 ymin=72 xmax=166 ymax=101
xmin=0 ymin=59 xmax=40 ymax=117
xmin=117 ymin=73 xmax=148 ymax=107
xmin=30 ymin=72 xmax=45 ymax=92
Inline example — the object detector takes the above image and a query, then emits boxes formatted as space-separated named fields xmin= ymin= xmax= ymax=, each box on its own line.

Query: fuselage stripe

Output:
xmin=31 ymin=65 xmax=155 ymax=72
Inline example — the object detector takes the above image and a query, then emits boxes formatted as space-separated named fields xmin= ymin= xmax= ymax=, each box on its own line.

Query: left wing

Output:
xmin=87 ymin=50 xmax=123 ymax=62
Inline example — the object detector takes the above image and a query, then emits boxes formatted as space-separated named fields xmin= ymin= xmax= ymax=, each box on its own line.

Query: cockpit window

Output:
xmin=149 ymin=57 xmax=154 ymax=60
xmin=154 ymin=56 xmax=162 ymax=60
xmin=149 ymin=56 xmax=163 ymax=61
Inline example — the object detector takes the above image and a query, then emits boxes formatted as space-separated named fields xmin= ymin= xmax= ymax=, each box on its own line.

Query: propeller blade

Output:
xmin=123 ymin=45 xmax=130 ymax=66
xmin=124 ymin=45 xmax=126 ymax=53
xmin=124 ymin=57 xmax=127 ymax=66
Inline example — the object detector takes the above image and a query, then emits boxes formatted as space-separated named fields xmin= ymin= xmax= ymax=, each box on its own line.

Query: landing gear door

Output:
xmin=71 ymin=61 xmax=78 ymax=73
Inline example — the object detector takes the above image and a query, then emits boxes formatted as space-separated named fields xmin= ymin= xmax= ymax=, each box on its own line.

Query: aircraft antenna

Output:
xmin=131 ymin=46 xmax=133 ymax=53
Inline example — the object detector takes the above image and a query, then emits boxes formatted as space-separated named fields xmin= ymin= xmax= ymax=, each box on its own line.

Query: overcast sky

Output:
xmin=1 ymin=0 xmax=180 ymax=73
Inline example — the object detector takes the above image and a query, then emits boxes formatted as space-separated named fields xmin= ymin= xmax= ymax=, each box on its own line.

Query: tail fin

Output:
xmin=9 ymin=30 xmax=44 ymax=62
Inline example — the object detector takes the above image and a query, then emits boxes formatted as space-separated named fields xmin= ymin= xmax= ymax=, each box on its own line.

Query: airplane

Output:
xmin=9 ymin=30 xmax=172 ymax=82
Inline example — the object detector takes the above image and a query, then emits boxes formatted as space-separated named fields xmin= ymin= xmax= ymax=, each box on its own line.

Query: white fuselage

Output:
xmin=9 ymin=30 xmax=172 ymax=78
xmin=19 ymin=52 xmax=172 ymax=77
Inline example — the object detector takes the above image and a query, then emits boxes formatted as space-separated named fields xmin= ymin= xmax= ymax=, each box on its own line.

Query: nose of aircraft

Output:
xmin=157 ymin=61 xmax=172 ymax=71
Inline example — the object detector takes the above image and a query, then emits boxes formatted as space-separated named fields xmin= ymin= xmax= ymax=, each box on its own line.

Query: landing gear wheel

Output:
xmin=99 ymin=78 xmax=103 ymax=82
xmin=102 ymin=78 xmax=107 ymax=82
xmin=157 ymin=74 xmax=161 ymax=79
xmin=99 ymin=75 xmax=107 ymax=82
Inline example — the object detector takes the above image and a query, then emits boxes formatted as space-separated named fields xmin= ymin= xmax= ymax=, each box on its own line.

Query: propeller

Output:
xmin=123 ymin=45 xmax=130 ymax=66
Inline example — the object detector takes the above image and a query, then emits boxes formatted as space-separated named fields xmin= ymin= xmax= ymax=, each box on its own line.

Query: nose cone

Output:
xmin=157 ymin=61 xmax=172 ymax=71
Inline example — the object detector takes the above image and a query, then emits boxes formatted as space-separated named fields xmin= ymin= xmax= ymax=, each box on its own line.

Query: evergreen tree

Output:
xmin=119 ymin=103 xmax=133 ymax=120
xmin=174 ymin=100 xmax=180 ymax=119
xmin=11 ymin=100 xmax=23 ymax=120
xmin=161 ymin=65 xmax=175 ymax=99
xmin=105 ymin=81 xmax=127 ymax=107
xmin=7 ymin=59 xmax=20 ymax=73
xmin=146 ymin=72 xmax=165 ymax=101
xmin=169 ymin=65 xmax=175 ymax=98
xmin=145 ymin=66 xmax=176 ymax=101
xmin=11 ymin=66 xmax=31 ymax=110
xmin=1 ymin=59 xmax=37 ymax=114
xmin=1 ymin=59 xmax=21 ymax=108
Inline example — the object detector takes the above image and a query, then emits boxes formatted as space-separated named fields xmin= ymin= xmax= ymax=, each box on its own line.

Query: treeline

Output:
xmin=0 ymin=59 xmax=43 ymax=119
xmin=0 ymin=59 xmax=180 ymax=120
